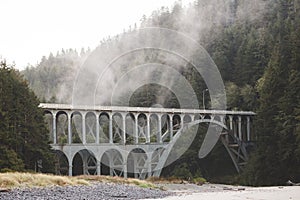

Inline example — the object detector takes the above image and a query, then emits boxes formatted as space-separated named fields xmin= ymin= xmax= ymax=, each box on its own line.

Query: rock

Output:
xmin=0 ymin=182 xmax=173 ymax=200
xmin=0 ymin=188 xmax=10 ymax=192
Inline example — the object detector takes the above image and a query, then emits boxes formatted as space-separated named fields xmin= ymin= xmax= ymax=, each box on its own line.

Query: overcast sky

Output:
xmin=0 ymin=0 xmax=194 ymax=70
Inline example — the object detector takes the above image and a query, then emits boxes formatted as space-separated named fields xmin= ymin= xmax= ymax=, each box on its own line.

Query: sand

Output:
xmin=145 ymin=184 xmax=300 ymax=200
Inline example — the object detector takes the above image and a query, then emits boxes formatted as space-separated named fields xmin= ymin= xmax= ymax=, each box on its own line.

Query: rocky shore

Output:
xmin=0 ymin=182 xmax=173 ymax=200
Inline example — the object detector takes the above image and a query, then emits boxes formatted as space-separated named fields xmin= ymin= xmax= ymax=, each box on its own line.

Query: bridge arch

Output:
xmin=125 ymin=113 xmax=135 ymax=144
xmin=153 ymin=119 xmax=228 ymax=177
xmin=101 ymin=149 xmax=124 ymax=177
xmin=56 ymin=111 xmax=68 ymax=144
xmin=71 ymin=111 xmax=82 ymax=143
xmin=85 ymin=112 xmax=97 ymax=143
xmin=137 ymin=113 xmax=147 ymax=143
xmin=72 ymin=149 xmax=97 ymax=176
xmin=127 ymin=148 xmax=148 ymax=179
xmin=43 ymin=111 xmax=54 ymax=143
xmin=112 ymin=112 xmax=123 ymax=144
xmin=54 ymin=150 xmax=69 ymax=176
xmin=99 ymin=112 xmax=110 ymax=143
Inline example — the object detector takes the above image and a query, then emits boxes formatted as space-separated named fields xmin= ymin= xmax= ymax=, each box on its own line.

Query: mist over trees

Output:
xmin=0 ymin=0 xmax=298 ymax=185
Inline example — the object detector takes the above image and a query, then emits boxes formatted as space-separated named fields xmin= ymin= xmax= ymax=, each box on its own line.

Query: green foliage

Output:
xmin=0 ymin=61 xmax=54 ymax=173
xmin=242 ymin=0 xmax=300 ymax=186
xmin=14 ymin=0 xmax=300 ymax=186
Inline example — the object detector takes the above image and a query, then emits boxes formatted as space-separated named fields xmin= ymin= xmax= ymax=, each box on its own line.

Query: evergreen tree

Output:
xmin=0 ymin=61 xmax=54 ymax=172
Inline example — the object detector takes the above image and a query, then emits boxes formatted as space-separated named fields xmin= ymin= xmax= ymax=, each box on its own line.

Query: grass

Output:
xmin=147 ymin=176 xmax=207 ymax=185
xmin=0 ymin=172 xmax=89 ymax=189
xmin=0 ymin=173 xmax=157 ymax=190
xmin=78 ymin=175 xmax=157 ymax=189
xmin=0 ymin=172 xmax=206 ymax=190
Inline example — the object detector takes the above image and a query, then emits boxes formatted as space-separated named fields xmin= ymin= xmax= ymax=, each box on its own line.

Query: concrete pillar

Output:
xmin=52 ymin=114 xmax=57 ymax=144
xmin=68 ymin=164 xmax=72 ymax=176
xmin=68 ymin=112 xmax=72 ymax=144
xmin=96 ymin=159 xmax=101 ymax=175
xmin=122 ymin=114 xmax=126 ymax=145
xmin=123 ymin=159 xmax=127 ymax=178
xmin=180 ymin=114 xmax=184 ymax=128
xmin=169 ymin=115 xmax=173 ymax=141
xmin=157 ymin=114 xmax=162 ymax=144
xmin=146 ymin=114 xmax=150 ymax=143
xmin=229 ymin=116 xmax=233 ymax=130
xmin=147 ymin=157 xmax=152 ymax=178
xmin=247 ymin=116 xmax=251 ymax=141
xmin=238 ymin=116 xmax=242 ymax=140
xmin=82 ymin=112 xmax=86 ymax=144
xmin=109 ymin=113 xmax=113 ymax=144
xmin=109 ymin=156 xmax=113 ymax=176
xmin=96 ymin=114 xmax=100 ymax=144
xmin=134 ymin=114 xmax=139 ymax=144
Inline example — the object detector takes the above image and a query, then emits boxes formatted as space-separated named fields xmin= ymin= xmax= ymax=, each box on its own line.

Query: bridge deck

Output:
xmin=39 ymin=103 xmax=255 ymax=116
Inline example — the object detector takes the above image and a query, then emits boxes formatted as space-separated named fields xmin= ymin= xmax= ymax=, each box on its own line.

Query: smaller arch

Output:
xmin=183 ymin=115 xmax=192 ymax=123
xmin=137 ymin=113 xmax=147 ymax=143
xmin=56 ymin=111 xmax=68 ymax=144
xmin=85 ymin=112 xmax=97 ymax=143
xmin=172 ymin=114 xmax=181 ymax=136
xmin=71 ymin=111 xmax=83 ymax=143
xmin=43 ymin=111 xmax=53 ymax=143
xmin=99 ymin=112 xmax=110 ymax=143
xmin=54 ymin=150 xmax=69 ymax=176
xmin=112 ymin=113 xmax=123 ymax=144
xmin=72 ymin=149 xmax=97 ymax=176
xmin=101 ymin=149 xmax=124 ymax=177
xmin=125 ymin=113 xmax=135 ymax=144
xmin=149 ymin=114 xmax=159 ymax=143
xmin=127 ymin=148 xmax=148 ymax=179
xmin=161 ymin=114 xmax=171 ymax=142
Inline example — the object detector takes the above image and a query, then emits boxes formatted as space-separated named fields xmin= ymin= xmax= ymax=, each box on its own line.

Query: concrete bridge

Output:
xmin=40 ymin=103 xmax=255 ymax=178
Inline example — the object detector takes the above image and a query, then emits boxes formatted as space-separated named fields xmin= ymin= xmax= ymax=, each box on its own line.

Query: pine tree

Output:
xmin=0 ymin=61 xmax=54 ymax=172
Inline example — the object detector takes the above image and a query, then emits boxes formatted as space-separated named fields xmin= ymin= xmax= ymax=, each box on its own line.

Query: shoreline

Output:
xmin=146 ymin=183 xmax=300 ymax=200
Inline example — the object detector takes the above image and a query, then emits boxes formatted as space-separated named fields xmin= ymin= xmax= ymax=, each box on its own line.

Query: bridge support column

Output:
xmin=96 ymin=159 xmax=101 ymax=175
xmin=180 ymin=114 xmax=184 ymax=128
xmin=247 ymin=116 xmax=250 ymax=141
xmin=68 ymin=164 xmax=72 ymax=176
xmin=238 ymin=116 xmax=242 ymax=140
xmin=123 ymin=159 xmax=127 ymax=178
xmin=109 ymin=113 xmax=113 ymax=144
xmin=158 ymin=114 xmax=162 ymax=144
xmin=96 ymin=114 xmax=100 ymax=144
xmin=82 ymin=112 xmax=86 ymax=144
xmin=134 ymin=114 xmax=138 ymax=144
xmin=52 ymin=115 xmax=57 ymax=144
xmin=146 ymin=114 xmax=150 ymax=143
xmin=169 ymin=115 xmax=173 ymax=141
xmin=67 ymin=113 xmax=72 ymax=144
xmin=229 ymin=115 xmax=233 ymax=130
xmin=122 ymin=114 xmax=126 ymax=145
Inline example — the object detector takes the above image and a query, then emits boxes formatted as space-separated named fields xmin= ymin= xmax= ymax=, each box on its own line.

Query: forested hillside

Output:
xmin=17 ymin=0 xmax=300 ymax=185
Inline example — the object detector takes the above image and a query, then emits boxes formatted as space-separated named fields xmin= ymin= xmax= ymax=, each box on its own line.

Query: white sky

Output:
xmin=0 ymin=0 xmax=194 ymax=70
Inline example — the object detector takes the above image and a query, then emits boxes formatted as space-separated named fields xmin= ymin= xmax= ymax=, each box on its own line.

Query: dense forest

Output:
xmin=0 ymin=0 xmax=299 ymax=186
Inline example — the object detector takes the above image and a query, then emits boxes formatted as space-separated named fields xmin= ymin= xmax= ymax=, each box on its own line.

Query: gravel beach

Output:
xmin=2 ymin=182 xmax=299 ymax=200
xmin=0 ymin=182 xmax=173 ymax=200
